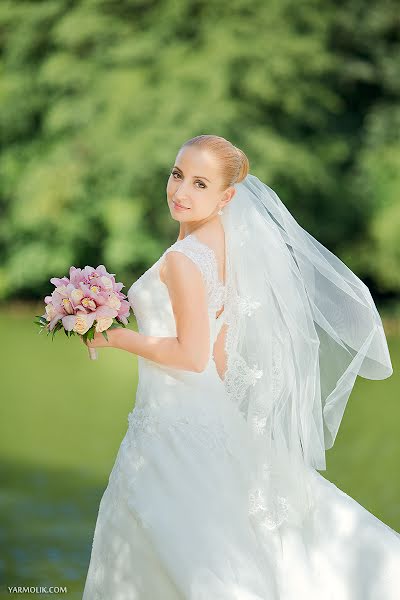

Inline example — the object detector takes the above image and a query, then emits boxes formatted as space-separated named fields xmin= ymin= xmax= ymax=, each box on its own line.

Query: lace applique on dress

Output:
xmin=163 ymin=234 xmax=225 ymax=314
xmin=126 ymin=406 xmax=235 ymax=455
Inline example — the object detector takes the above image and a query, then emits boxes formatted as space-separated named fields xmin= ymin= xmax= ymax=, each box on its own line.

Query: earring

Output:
xmin=218 ymin=208 xmax=224 ymax=215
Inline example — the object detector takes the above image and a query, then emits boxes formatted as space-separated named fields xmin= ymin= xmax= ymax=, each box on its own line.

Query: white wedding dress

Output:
xmin=82 ymin=234 xmax=400 ymax=600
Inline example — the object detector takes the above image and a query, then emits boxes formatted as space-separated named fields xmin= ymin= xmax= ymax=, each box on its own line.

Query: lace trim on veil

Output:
xmin=222 ymin=223 xmax=290 ymax=530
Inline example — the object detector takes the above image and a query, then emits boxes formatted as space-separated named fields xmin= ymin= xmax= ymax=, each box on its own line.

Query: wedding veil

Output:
xmin=220 ymin=173 xmax=393 ymax=530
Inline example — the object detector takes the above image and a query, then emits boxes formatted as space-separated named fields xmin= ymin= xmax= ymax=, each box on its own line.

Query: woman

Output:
xmin=83 ymin=135 xmax=400 ymax=599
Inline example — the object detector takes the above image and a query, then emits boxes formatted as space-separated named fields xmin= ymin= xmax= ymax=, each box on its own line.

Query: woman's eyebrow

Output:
xmin=173 ymin=166 xmax=211 ymax=182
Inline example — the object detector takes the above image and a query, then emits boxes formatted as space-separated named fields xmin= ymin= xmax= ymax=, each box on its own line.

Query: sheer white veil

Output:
xmin=220 ymin=173 xmax=393 ymax=530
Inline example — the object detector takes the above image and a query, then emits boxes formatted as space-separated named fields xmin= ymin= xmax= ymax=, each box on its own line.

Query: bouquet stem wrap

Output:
xmin=88 ymin=347 xmax=98 ymax=361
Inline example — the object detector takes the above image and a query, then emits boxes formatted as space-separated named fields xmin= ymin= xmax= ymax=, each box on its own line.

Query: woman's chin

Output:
xmin=170 ymin=211 xmax=191 ymax=222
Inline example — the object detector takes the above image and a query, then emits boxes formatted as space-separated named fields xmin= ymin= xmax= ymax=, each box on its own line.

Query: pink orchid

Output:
xmin=36 ymin=264 xmax=132 ymax=360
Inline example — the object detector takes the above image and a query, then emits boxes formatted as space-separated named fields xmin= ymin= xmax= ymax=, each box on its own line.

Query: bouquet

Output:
xmin=34 ymin=265 xmax=131 ymax=360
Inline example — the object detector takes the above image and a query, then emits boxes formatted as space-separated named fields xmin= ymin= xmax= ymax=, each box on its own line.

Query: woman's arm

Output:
xmin=85 ymin=251 xmax=210 ymax=372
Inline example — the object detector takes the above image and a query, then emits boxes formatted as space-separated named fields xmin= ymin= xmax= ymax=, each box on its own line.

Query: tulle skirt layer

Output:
xmin=83 ymin=383 xmax=400 ymax=600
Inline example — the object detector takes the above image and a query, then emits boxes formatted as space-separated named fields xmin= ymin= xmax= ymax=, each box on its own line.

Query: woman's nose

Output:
xmin=174 ymin=181 xmax=189 ymax=198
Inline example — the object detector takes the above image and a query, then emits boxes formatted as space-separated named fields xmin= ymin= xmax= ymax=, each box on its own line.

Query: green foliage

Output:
xmin=0 ymin=0 xmax=399 ymax=301
xmin=326 ymin=1 xmax=400 ymax=290
xmin=33 ymin=313 xmax=129 ymax=346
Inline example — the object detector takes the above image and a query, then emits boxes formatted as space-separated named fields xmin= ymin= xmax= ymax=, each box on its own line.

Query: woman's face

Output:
xmin=166 ymin=146 xmax=233 ymax=222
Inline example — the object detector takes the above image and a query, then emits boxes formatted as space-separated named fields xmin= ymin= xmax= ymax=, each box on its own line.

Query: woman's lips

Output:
xmin=172 ymin=200 xmax=190 ymax=211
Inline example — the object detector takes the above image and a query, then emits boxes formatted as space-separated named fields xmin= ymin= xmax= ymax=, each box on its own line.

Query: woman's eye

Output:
xmin=171 ymin=171 xmax=206 ymax=188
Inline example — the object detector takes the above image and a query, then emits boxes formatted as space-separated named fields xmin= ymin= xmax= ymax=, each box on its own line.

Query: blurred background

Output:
xmin=0 ymin=0 xmax=399 ymax=597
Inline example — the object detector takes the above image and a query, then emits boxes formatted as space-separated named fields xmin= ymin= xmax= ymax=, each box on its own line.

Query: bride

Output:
xmin=82 ymin=134 xmax=400 ymax=599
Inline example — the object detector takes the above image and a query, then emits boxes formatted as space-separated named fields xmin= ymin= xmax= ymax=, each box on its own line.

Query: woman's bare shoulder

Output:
xmin=160 ymin=223 xmax=226 ymax=285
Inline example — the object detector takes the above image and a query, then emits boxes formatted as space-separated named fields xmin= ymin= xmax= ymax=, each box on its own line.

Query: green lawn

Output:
xmin=1 ymin=306 xmax=399 ymax=598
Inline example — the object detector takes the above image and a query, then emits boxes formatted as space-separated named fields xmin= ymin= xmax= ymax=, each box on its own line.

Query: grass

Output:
xmin=0 ymin=305 xmax=399 ymax=598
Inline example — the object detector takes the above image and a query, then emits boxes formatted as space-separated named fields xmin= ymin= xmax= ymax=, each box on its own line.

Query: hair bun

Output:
xmin=234 ymin=146 xmax=250 ymax=183
xmin=179 ymin=135 xmax=250 ymax=188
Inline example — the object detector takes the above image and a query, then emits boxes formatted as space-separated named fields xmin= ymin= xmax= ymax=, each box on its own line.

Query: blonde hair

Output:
xmin=179 ymin=134 xmax=250 ymax=189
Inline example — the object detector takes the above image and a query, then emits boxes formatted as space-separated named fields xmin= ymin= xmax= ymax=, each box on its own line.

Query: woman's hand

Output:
xmin=81 ymin=330 xmax=115 ymax=349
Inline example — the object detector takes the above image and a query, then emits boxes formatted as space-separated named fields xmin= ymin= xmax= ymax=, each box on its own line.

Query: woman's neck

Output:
xmin=178 ymin=214 xmax=221 ymax=240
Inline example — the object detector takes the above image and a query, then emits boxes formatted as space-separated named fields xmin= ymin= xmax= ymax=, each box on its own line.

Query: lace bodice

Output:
xmin=163 ymin=234 xmax=225 ymax=314
xmin=126 ymin=232 xmax=227 ymax=396
xmin=128 ymin=233 xmax=225 ymax=340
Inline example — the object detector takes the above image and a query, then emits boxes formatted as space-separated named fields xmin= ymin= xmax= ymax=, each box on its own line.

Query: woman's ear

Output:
xmin=223 ymin=186 xmax=236 ymax=208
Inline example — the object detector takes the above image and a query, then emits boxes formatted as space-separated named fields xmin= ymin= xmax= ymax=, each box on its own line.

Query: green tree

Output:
xmin=0 ymin=0 xmax=398 ymax=302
